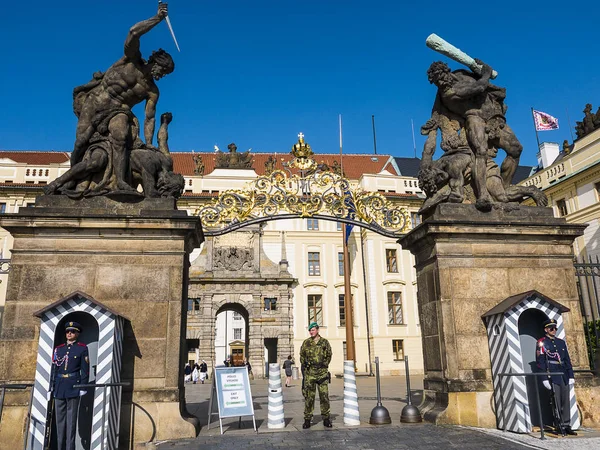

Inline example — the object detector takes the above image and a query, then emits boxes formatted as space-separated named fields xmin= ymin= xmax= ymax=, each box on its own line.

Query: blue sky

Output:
xmin=2 ymin=1 xmax=598 ymax=167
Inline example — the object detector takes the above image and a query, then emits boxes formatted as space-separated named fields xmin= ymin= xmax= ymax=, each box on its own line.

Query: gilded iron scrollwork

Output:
xmin=195 ymin=134 xmax=411 ymax=238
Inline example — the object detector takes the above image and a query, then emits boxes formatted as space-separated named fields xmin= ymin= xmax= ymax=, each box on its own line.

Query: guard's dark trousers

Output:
xmin=55 ymin=397 xmax=80 ymax=450
xmin=552 ymin=382 xmax=570 ymax=427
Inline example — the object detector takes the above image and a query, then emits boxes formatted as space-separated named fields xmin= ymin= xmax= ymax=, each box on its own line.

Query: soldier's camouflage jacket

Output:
xmin=300 ymin=336 xmax=332 ymax=376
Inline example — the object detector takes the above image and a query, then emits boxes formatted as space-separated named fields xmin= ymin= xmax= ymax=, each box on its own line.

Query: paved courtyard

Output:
xmin=153 ymin=376 xmax=600 ymax=450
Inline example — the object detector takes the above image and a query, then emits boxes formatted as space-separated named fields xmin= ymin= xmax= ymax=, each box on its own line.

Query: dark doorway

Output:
xmin=518 ymin=309 xmax=553 ymax=428
xmin=213 ymin=303 xmax=249 ymax=366
xmin=50 ymin=312 xmax=98 ymax=450
xmin=264 ymin=338 xmax=278 ymax=377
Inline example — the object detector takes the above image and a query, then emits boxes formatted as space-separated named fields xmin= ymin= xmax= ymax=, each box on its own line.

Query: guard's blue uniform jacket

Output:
xmin=51 ymin=341 xmax=90 ymax=399
xmin=536 ymin=336 xmax=574 ymax=385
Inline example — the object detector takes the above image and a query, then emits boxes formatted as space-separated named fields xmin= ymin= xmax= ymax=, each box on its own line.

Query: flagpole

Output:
xmin=371 ymin=115 xmax=378 ymax=155
xmin=343 ymin=224 xmax=355 ymax=363
xmin=565 ymin=108 xmax=575 ymax=141
xmin=531 ymin=107 xmax=541 ymax=149
xmin=339 ymin=113 xmax=355 ymax=363
xmin=339 ymin=114 xmax=344 ymax=172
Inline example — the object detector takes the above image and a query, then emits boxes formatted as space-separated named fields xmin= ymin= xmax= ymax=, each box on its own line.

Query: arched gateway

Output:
xmin=185 ymin=134 xmax=411 ymax=378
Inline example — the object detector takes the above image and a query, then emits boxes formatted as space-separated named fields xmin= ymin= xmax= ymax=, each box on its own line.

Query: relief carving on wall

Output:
xmin=213 ymin=247 xmax=253 ymax=271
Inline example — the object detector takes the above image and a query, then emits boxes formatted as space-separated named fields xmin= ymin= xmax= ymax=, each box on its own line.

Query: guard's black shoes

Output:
xmin=565 ymin=427 xmax=577 ymax=436
xmin=302 ymin=419 xmax=311 ymax=429
xmin=323 ymin=418 xmax=333 ymax=428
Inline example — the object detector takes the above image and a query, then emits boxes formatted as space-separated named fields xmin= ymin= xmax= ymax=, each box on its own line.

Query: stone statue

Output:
xmin=215 ymin=143 xmax=253 ymax=169
xmin=418 ymin=99 xmax=547 ymax=214
xmin=46 ymin=113 xmax=184 ymax=198
xmin=264 ymin=155 xmax=276 ymax=175
xmin=46 ymin=4 xmax=179 ymax=198
xmin=575 ymin=103 xmax=600 ymax=140
xmin=426 ymin=60 xmax=523 ymax=211
xmin=331 ymin=160 xmax=345 ymax=177
xmin=193 ymin=154 xmax=205 ymax=176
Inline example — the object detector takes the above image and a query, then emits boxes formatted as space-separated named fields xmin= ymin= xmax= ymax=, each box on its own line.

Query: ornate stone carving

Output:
xmin=213 ymin=247 xmax=253 ymax=271
xmin=420 ymin=54 xmax=547 ymax=213
xmin=215 ymin=143 xmax=253 ymax=169
xmin=43 ymin=4 xmax=183 ymax=200
xmin=193 ymin=153 xmax=205 ymax=175
xmin=575 ymin=103 xmax=600 ymax=140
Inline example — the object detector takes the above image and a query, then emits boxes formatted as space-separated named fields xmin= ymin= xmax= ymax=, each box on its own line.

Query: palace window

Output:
xmin=187 ymin=298 xmax=200 ymax=311
xmin=337 ymin=222 xmax=343 ymax=231
xmin=556 ymin=199 xmax=568 ymax=217
xmin=233 ymin=311 xmax=243 ymax=320
xmin=343 ymin=341 xmax=347 ymax=360
xmin=411 ymin=212 xmax=422 ymax=228
xmin=0 ymin=203 xmax=5 ymax=214
xmin=338 ymin=252 xmax=344 ymax=276
xmin=307 ymin=294 xmax=323 ymax=325
xmin=264 ymin=297 xmax=277 ymax=311
xmin=308 ymin=252 xmax=321 ymax=276
xmin=388 ymin=292 xmax=403 ymax=324
xmin=386 ymin=249 xmax=398 ymax=273
xmin=307 ymin=218 xmax=319 ymax=230
xmin=392 ymin=339 xmax=404 ymax=361
xmin=233 ymin=328 xmax=242 ymax=340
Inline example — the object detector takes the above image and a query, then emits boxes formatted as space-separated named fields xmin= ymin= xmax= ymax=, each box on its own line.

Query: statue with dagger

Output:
xmin=46 ymin=2 xmax=182 ymax=198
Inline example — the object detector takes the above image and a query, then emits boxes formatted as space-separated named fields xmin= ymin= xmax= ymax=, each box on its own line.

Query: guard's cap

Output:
xmin=65 ymin=321 xmax=82 ymax=333
xmin=543 ymin=318 xmax=557 ymax=329
xmin=308 ymin=322 xmax=319 ymax=331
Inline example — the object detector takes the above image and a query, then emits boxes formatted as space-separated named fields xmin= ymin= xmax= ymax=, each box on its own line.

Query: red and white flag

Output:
xmin=533 ymin=110 xmax=559 ymax=131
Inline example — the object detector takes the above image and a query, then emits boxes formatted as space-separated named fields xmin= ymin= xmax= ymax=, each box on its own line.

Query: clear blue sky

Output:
xmin=2 ymin=1 xmax=598 ymax=167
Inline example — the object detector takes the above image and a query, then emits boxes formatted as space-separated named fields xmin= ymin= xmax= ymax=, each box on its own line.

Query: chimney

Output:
xmin=537 ymin=142 xmax=560 ymax=169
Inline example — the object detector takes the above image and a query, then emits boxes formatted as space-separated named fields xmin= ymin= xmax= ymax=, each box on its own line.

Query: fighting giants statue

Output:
xmin=419 ymin=35 xmax=547 ymax=213
xmin=45 ymin=3 xmax=183 ymax=199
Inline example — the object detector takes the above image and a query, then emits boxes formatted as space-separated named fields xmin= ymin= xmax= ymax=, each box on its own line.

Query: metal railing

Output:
xmin=0 ymin=383 xmax=34 ymax=450
xmin=497 ymin=372 xmax=565 ymax=440
xmin=74 ymin=382 xmax=130 ymax=450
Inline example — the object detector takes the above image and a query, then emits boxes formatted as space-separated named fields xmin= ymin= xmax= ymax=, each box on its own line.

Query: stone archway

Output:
xmin=186 ymin=226 xmax=296 ymax=378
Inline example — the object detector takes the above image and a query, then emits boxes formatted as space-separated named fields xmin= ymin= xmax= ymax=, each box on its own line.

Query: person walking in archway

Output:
xmin=283 ymin=355 xmax=294 ymax=387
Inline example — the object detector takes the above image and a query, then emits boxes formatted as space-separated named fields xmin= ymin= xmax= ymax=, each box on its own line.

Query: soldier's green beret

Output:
xmin=308 ymin=322 xmax=319 ymax=330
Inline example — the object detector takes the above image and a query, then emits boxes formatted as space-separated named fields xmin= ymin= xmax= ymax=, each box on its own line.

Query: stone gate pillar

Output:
xmin=0 ymin=197 xmax=203 ymax=448
xmin=399 ymin=204 xmax=594 ymax=427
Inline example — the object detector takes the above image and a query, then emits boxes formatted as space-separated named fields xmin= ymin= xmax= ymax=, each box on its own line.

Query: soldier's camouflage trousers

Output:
xmin=303 ymin=368 xmax=330 ymax=420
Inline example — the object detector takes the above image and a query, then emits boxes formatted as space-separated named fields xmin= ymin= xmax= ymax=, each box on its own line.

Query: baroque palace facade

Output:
xmin=0 ymin=145 xmax=425 ymax=376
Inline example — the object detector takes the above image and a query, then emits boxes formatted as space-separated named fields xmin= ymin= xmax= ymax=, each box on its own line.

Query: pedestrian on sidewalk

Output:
xmin=191 ymin=364 xmax=199 ymax=384
xmin=199 ymin=360 xmax=208 ymax=384
xmin=300 ymin=322 xmax=332 ymax=429
xmin=244 ymin=358 xmax=254 ymax=380
xmin=184 ymin=363 xmax=192 ymax=383
xmin=283 ymin=355 xmax=294 ymax=387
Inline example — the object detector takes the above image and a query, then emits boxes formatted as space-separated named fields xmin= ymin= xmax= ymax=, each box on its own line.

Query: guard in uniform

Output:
xmin=50 ymin=321 xmax=90 ymax=450
xmin=300 ymin=322 xmax=332 ymax=429
xmin=536 ymin=318 xmax=576 ymax=436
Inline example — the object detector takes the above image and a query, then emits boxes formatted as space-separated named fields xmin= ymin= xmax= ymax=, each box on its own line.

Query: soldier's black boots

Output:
xmin=303 ymin=419 xmax=311 ymax=429
xmin=323 ymin=418 xmax=333 ymax=428
xmin=565 ymin=427 xmax=577 ymax=436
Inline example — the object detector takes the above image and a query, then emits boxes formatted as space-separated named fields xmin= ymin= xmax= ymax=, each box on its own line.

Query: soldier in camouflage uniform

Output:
xmin=300 ymin=322 xmax=333 ymax=429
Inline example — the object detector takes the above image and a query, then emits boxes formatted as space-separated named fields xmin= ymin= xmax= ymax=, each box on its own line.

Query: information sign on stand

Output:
xmin=207 ymin=366 xmax=257 ymax=434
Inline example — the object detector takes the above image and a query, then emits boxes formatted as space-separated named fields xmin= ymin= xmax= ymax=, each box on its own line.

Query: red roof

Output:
xmin=0 ymin=151 xmax=70 ymax=164
xmin=173 ymin=153 xmax=397 ymax=179
xmin=0 ymin=150 xmax=398 ymax=179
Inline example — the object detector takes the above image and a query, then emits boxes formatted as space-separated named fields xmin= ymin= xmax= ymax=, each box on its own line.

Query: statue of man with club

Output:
xmin=425 ymin=35 xmax=523 ymax=211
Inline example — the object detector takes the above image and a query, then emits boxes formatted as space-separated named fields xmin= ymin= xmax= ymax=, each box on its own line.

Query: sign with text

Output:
xmin=214 ymin=366 xmax=254 ymax=419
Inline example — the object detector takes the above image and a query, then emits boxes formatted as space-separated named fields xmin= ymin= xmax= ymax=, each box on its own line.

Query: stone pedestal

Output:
xmin=399 ymin=204 xmax=592 ymax=427
xmin=0 ymin=196 xmax=203 ymax=448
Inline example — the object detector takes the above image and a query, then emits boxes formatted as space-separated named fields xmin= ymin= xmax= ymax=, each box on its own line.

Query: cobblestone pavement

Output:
xmin=153 ymin=376 xmax=600 ymax=450
xmin=157 ymin=424 xmax=534 ymax=449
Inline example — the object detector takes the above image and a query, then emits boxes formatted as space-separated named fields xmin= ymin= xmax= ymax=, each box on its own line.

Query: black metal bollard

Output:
xmin=400 ymin=356 xmax=422 ymax=423
xmin=369 ymin=357 xmax=391 ymax=424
